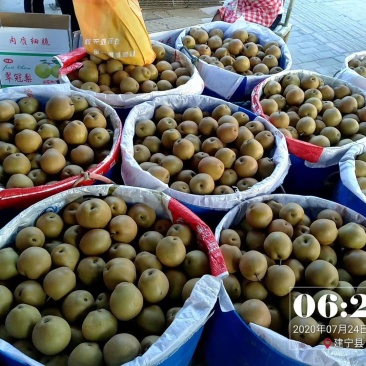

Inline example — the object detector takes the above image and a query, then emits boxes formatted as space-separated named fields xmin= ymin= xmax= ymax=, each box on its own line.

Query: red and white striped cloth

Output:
xmin=218 ymin=0 xmax=283 ymax=28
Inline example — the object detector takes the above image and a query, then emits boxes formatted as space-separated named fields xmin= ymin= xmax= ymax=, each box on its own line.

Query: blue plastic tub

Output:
xmin=0 ymin=352 xmax=28 ymax=366
xmin=251 ymin=70 xmax=366 ymax=199
xmin=211 ymin=193 xmax=366 ymax=365
xmin=332 ymin=144 xmax=366 ymax=217
xmin=175 ymin=21 xmax=292 ymax=101
xmin=282 ymin=154 xmax=339 ymax=198
xmin=333 ymin=181 xmax=366 ymax=217
xmin=203 ymin=302 xmax=306 ymax=366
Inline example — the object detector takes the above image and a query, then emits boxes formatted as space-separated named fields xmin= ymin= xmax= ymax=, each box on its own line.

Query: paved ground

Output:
xmin=286 ymin=0 xmax=366 ymax=76
xmin=1 ymin=0 xmax=366 ymax=76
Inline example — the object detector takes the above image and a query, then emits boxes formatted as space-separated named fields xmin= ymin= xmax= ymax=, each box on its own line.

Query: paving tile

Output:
xmin=297 ymin=47 xmax=323 ymax=56
xmin=296 ymin=61 xmax=322 ymax=71
xmin=293 ymin=53 xmax=321 ymax=63
xmin=313 ymin=65 xmax=342 ymax=77
xmin=316 ymin=51 xmax=338 ymax=59
xmin=317 ymin=57 xmax=342 ymax=67
xmin=290 ymin=58 xmax=302 ymax=67
xmin=312 ymin=33 xmax=332 ymax=43
xmin=335 ymin=55 xmax=348 ymax=63
xmin=287 ymin=45 xmax=306 ymax=56
xmin=293 ymin=41 xmax=317 ymax=49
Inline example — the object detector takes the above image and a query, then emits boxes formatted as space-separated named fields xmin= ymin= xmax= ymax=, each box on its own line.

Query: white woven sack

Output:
xmin=57 ymin=41 xmax=204 ymax=108
xmin=0 ymin=84 xmax=121 ymax=208
xmin=252 ymin=69 xmax=366 ymax=168
xmin=336 ymin=51 xmax=366 ymax=92
xmin=338 ymin=143 xmax=366 ymax=203
xmin=150 ymin=28 xmax=188 ymax=48
xmin=215 ymin=193 xmax=366 ymax=366
xmin=0 ymin=184 xmax=223 ymax=366
xmin=121 ymin=94 xmax=290 ymax=212
xmin=175 ymin=20 xmax=292 ymax=99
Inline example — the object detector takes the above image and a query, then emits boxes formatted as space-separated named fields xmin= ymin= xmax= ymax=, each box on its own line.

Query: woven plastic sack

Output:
xmin=252 ymin=69 xmax=366 ymax=196
xmin=333 ymin=143 xmax=366 ymax=217
xmin=175 ymin=20 xmax=292 ymax=100
xmin=150 ymin=28 xmax=187 ymax=48
xmin=121 ymin=94 xmax=289 ymax=216
xmin=0 ymin=84 xmax=122 ymax=210
xmin=336 ymin=51 xmax=366 ymax=92
xmin=56 ymin=41 xmax=204 ymax=108
xmin=0 ymin=184 xmax=227 ymax=366
xmin=72 ymin=0 xmax=155 ymax=65
xmin=1 ymin=275 xmax=220 ymax=366
xmin=208 ymin=193 xmax=366 ymax=366
xmin=252 ymin=70 xmax=366 ymax=167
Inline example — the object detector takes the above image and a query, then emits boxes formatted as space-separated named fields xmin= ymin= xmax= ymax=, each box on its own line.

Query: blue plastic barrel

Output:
xmin=282 ymin=154 xmax=339 ymax=198
xmin=203 ymin=302 xmax=306 ymax=366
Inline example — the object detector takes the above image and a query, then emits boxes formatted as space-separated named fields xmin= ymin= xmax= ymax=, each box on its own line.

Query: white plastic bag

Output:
xmin=175 ymin=20 xmax=292 ymax=100
xmin=0 ymin=84 xmax=122 ymax=209
xmin=0 ymin=184 xmax=225 ymax=366
xmin=0 ymin=274 xmax=221 ymax=366
xmin=150 ymin=28 xmax=188 ymax=48
xmin=121 ymin=94 xmax=290 ymax=213
xmin=338 ymin=144 xmax=366 ymax=203
xmin=252 ymin=70 xmax=366 ymax=167
xmin=336 ymin=51 xmax=366 ymax=92
xmin=214 ymin=193 xmax=366 ymax=366
xmin=57 ymin=41 xmax=204 ymax=108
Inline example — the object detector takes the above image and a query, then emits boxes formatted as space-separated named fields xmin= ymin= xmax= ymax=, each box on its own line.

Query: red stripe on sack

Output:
xmin=56 ymin=47 xmax=88 ymax=67
xmin=286 ymin=136 xmax=323 ymax=163
xmin=59 ymin=62 xmax=84 ymax=75
xmin=0 ymin=115 xmax=122 ymax=210
xmin=252 ymin=78 xmax=323 ymax=164
xmin=251 ymin=81 xmax=267 ymax=116
xmin=168 ymin=198 xmax=228 ymax=277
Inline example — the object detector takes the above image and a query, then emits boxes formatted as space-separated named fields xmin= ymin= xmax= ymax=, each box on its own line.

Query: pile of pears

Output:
xmin=182 ymin=27 xmax=284 ymax=76
xmin=133 ymin=103 xmax=277 ymax=195
xmin=348 ymin=56 xmax=366 ymax=78
xmin=0 ymin=95 xmax=113 ymax=189
xmin=219 ymin=199 xmax=366 ymax=347
xmin=0 ymin=195 xmax=212 ymax=365
xmin=259 ymin=73 xmax=366 ymax=147
xmin=68 ymin=44 xmax=192 ymax=95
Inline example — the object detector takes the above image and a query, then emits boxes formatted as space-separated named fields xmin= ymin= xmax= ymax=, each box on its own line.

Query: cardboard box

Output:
xmin=0 ymin=12 xmax=71 ymax=88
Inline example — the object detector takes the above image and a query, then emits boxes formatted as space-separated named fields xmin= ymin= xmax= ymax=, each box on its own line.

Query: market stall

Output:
xmin=1 ymin=3 xmax=366 ymax=366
